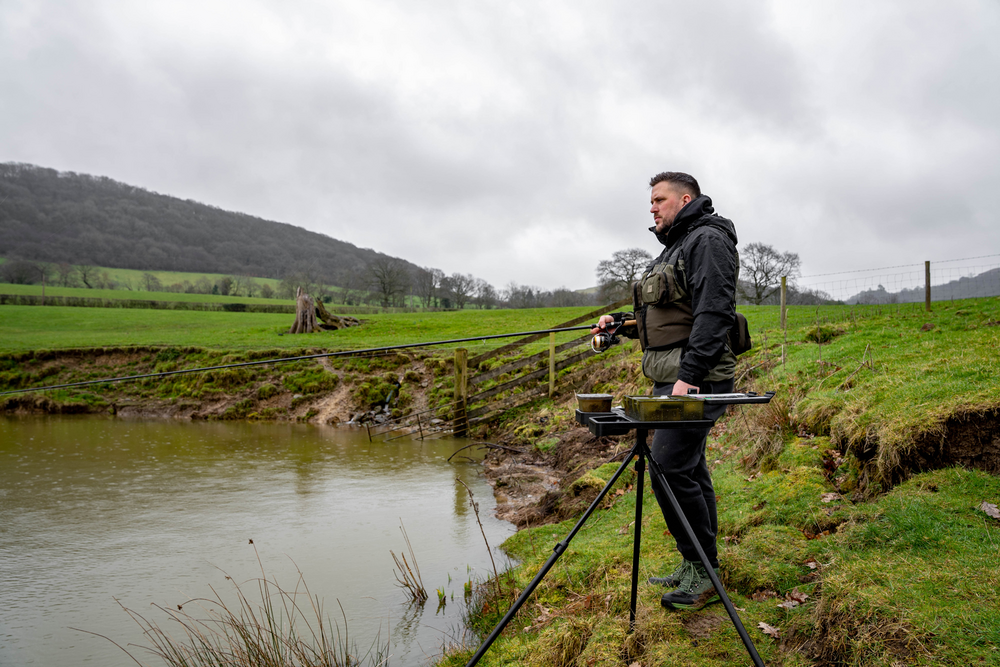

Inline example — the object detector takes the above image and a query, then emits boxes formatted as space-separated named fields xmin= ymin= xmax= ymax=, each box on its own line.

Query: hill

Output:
xmin=0 ymin=162 xmax=417 ymax=286
xmin=847 ymin=267 xmax=1000 ymax=304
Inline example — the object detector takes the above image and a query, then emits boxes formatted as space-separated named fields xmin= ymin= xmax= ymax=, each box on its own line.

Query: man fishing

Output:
xmin=593 ymin=171 xmax=739 ymax=611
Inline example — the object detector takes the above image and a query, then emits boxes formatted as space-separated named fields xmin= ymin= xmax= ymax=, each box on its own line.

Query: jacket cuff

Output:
xmin=610 ymin=312 xmax=638 ymax=339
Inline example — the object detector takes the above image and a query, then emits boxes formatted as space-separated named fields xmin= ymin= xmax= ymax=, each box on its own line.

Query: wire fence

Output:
xmin=794 ymin=254 xmax=1000 ymax=305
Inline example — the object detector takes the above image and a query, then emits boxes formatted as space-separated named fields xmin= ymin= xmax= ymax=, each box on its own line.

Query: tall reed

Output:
xmin=82 ymin=542 xmax=388 ymax=667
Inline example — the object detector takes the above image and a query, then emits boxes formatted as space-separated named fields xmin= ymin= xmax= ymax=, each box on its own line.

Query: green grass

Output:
xmin=0 ymin=265 xmax=285 ymax=294
xmin=0 ymin=281 xmax=293 ymax=305
xmin=737 ymin=296 xmax=1000 ymax=491
xmin=0 ymin=305 xmax=598 ymax=354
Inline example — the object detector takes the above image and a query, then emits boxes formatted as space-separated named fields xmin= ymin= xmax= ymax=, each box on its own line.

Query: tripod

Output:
xmin=464 ymin=396 xmax=773 ymax=667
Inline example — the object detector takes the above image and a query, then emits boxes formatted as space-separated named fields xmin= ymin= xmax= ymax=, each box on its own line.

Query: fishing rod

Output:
xmin=1 ymin=320 xmax=634 ymax=397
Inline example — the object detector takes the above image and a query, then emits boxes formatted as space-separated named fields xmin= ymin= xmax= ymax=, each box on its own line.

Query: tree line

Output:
xmin=0 ymin=255 xmax=597 ymax=310
xmin=595 ymin=242 xmax=837 ymax=307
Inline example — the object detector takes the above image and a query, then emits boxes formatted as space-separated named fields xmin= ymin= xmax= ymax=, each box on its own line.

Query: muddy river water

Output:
xmin=0 ymin=416 xmax=516 ymax=666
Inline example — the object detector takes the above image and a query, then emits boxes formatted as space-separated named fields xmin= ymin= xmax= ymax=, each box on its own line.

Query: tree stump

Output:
xmin=289 ymin=287 xmax=321 ymax=334
xmin=315 ymin=299 xmax=361 ymax=330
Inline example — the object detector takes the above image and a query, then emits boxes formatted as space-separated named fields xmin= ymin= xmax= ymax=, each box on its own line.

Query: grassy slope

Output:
xmin=437 ymin=297 xmax=1000 ymax=667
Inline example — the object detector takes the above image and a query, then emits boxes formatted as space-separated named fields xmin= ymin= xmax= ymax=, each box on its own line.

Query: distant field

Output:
xmin=0 ymin=262 xmax=352 ymax=300
xmin=0 ymin=282 xmax=294 ymax=305
xmin=0 ymin=305 xmax=599 ymax=354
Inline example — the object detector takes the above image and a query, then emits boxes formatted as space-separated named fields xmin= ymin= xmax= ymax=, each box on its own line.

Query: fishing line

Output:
xmin=1 ymin=324 xmax=599 ymax=397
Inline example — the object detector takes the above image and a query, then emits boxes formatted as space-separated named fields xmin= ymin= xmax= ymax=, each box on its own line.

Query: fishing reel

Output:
xmin=590 ymin=316 xmax=636 ymax=353
xmin=591 ymin=318 xmax=629 ymax=353
xmin=591 ymin=330 xmax=620 ymax=353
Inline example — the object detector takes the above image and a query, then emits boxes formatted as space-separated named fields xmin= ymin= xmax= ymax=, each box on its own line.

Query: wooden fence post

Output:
xmin=780 ymin=276 xmax=787 ymax=368
xmin=925 ymin=261 xmax=932 ymax=312
xmin=454 ymin=348 xmax=469 ymax=437
xmin=549 ymin=332 xmax=556 ymax=398
xmin=780 ymin=276 xmax=787 ymax=331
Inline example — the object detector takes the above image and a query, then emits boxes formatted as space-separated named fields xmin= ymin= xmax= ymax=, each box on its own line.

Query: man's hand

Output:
xmin=591 ymin=314 xmax=617 ymax=335
xmin=672 ymin=380 xmax=700 ymax=396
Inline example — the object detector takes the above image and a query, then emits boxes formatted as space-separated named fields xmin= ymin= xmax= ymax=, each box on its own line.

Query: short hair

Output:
xmin=649 ymin=172 xmax=700 ymax=198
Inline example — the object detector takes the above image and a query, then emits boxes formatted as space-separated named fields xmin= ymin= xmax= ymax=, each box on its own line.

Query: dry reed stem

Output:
xmin=77 ymin=542 xmax=388 ymax=667
xmin=457 ymin=477 xmax=502 ymax=600
xmin=391 ymin=520 xmax=428 ymax=603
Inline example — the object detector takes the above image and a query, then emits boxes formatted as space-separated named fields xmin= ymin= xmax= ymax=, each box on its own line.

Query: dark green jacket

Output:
xmin=634 ymin=194 xmax=739 ymax=385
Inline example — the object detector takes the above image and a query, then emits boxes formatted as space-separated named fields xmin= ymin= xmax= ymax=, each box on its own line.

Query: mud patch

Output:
xmin=681 ymin=613 xmax=724 ymax=639
xmin=309 ymin=384 xmax=356 ymax=424
xmin=484 ymin=426 xmax=629 ymax=527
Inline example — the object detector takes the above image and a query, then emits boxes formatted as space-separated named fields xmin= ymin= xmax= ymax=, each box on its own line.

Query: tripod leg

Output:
xmin=643 ymin=443 xmax=766 ymax=667
xmin=463 ymin=440 xmax=643 ymax=667
xmin=629 ymin=428 xmax=647 ymax=632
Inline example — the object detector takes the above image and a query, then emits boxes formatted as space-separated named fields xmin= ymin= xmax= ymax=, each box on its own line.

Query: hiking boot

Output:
xmin=648 ymin=559 xmax=692 ymax=588
xmin=660 ymin=561 xmax=720 ymax=611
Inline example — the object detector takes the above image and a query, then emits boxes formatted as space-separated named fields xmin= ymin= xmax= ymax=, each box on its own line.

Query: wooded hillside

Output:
xmin=0 ymin=162 xmax=418 ymax=286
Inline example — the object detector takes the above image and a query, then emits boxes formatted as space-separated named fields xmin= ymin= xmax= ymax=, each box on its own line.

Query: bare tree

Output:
xmin=194 ymin=276 xmax=214 ymax=294
xmin=474 ymin=278 xmax=498 ymax=309
xmin=446 ymin=272 xmax=477 ymax=310
xmin=141 ymin=272 xmax=162 ymax=292
xmin=335 ymin=268 xmax=367 ymax=305
xmin=75 ymin=264 xmax=97 ymax=289
xmin=0 ymin=259 xmax=42 ymax=284
xmin=56 ymin=263 xmax=78 ymax=287
xmin=413 ymin=266 xmax=444 ymax=309
xmin=503 ymin=282 xmax=541 ymax=309
xmin=217 ymin=276 xmax=234 ymax=296
xmin=96 ymin=271 xmax=115 ymax=289
xmin=280 ymin=264 xmax=327 ymax=300
xmin=596 ymin=248 xmax=653 ymax=301
xmin=737 ymin=242 xmax=801 ymax=305
xmin=367 ymin=256 xmax=411 ymax=308
xmin=243 ymin=277 xmax=260 ymax=298
xmin=548 ymin=287 xmax=590 ymax=307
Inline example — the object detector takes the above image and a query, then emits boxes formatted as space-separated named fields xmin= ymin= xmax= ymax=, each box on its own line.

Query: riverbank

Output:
xmin=441 ymin=297 xmax=1000 ymax=666
xmin=0 ymin=345 xmax=443 ymax=425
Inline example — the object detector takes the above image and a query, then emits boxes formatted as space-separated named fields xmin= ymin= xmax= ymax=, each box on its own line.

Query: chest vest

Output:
xmin=632 ymin=242 xmax=693 ymax=351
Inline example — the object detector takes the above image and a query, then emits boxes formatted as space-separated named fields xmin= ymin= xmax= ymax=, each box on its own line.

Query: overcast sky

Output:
xmin=3 ymin=0 xmax=999 ymax=292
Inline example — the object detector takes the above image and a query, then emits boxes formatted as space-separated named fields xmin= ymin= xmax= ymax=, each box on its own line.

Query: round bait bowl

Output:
xmin=576 ymin=393 xmax=613 ymax=413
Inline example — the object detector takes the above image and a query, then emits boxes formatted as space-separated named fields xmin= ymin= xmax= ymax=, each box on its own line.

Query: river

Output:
xmin=0 ymin=416 xmax=516 ymax=666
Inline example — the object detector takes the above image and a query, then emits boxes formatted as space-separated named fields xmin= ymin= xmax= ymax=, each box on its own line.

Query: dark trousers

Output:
xmin=649 ymin=378 xmax=734 ymax=569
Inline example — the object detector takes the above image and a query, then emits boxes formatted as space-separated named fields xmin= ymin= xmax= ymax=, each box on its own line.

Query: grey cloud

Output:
xmin=2 ymin=0 xmax=999 ymax=289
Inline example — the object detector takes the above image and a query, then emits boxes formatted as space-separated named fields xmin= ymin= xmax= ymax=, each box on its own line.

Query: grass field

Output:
xmin=0 ymin=282 xmax=294 ymax=305
xmin=0 ymin=265 xmax=286 ymax=293
xmin=0 ymin=305 xmax=600 ymax=354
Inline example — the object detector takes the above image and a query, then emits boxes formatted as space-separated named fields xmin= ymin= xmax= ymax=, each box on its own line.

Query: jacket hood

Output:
xmin=649 ymin=194 xmax=738 ymax=247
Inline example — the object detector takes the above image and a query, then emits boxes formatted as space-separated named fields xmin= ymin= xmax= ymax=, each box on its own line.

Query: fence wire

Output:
xmin=794 ymin=254 xmax=1000 ymax=304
